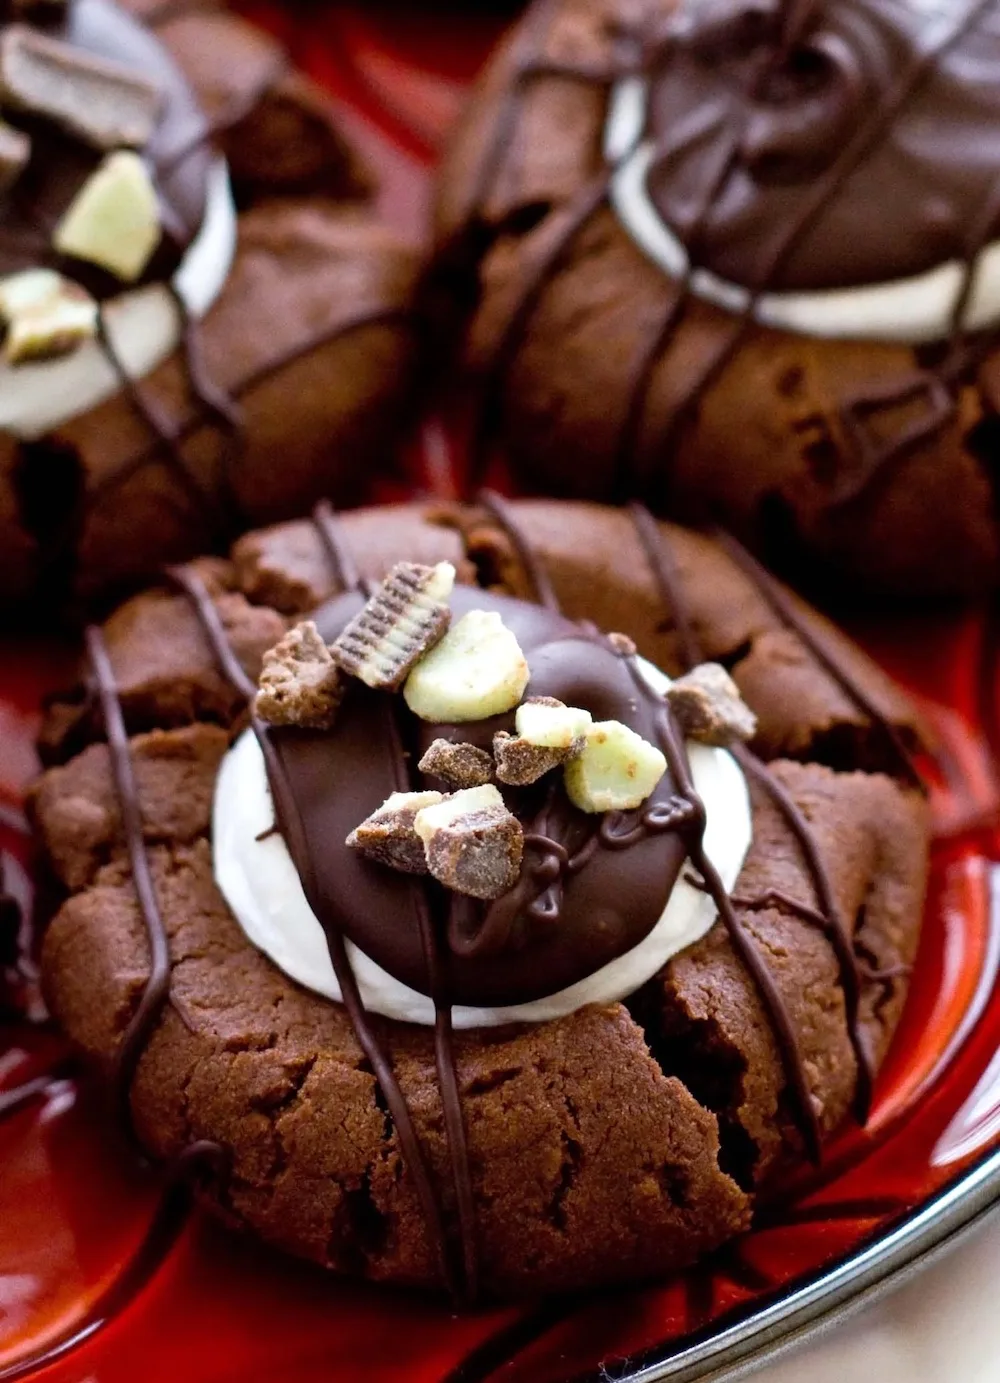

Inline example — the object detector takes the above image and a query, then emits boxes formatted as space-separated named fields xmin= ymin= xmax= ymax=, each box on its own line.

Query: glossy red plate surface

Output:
xmin=4 ymin=6 xmax=1000 ymax=1381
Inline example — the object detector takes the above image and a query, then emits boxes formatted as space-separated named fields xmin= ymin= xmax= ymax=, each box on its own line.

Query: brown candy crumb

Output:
xmin=418 ymin=738 xmax=494 ymax=789
xmin=0 ymin=25 xmax=162 ymax=151
xmin=492 ymin=730 xmax=578 ymax=787
xmin=665 ymin=662 xmax=758 ymax=747
xmin=332 ymin=560 xmax=454 ymax=690
xmin=414 ymin=786 xmax=523 ymax=900
xmin=346 ymin=790 xmax=444 ymax=875
xmin=254 ymin=620 xmax=345 ymax=729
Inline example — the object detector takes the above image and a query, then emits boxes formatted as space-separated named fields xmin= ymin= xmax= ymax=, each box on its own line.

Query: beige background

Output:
xmin=748 ymin=1221 xmax=1000 ymax=1382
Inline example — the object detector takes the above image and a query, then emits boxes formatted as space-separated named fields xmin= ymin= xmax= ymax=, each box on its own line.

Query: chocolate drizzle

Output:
xmin=312 ymin=497 xmax=361 ymax=592
xmin=166 ymin=529 xmax=477 ymax=1303
xmin=460 ymin=0 xmax=1000 ymax=516
xmin=478 ymin=488 xmax=559 ymax=611
xmin=623 ymin=501 xmax=919 ymax=1119
xmin=710 ymin=525 xmax=923 ymax=789
xmin=628 ymin=654 xmax=823 ymax=1160
xmin=84 ymin=622 xmax=173 ymax=1129
xmin=487 ymin=496 xmax=922 ymax=1140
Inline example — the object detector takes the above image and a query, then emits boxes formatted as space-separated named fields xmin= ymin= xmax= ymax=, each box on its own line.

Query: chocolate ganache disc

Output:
xmin=263 ymin=587 xmax=691 ymax=1009
xmin=0 ymin=0 xmax=212 ymax=295
xmin=636 ymin=0 xmax=1000 ymax=291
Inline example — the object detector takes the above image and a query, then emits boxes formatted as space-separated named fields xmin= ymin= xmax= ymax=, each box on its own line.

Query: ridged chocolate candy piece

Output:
xmin=332 ymin=561 xmax=455 ymax=690
xmin=255 ymin=620 xmax=344 ymax=730
xmin=0 ymin=24 xmax=162 ymax=151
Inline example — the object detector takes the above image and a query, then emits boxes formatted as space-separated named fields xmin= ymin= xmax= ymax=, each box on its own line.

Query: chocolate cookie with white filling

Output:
xmin=31 ymin=497 xmax=929 ymax=1301
xmin=0 ymin=0 xmax=418 ymax=617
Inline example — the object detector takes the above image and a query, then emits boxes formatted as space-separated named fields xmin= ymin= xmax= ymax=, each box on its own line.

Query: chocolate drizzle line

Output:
xmin=79 ymin=546 xmax=464 ymax=1296
xmin=627 ymin=502 xmax=906 ymax=1119
xmin=630 ymin=655 xmax=823 ymax=1160
xmin=87 ymin=306 xmax=414 ymax=513
xmin=312 ymin=497 xmax=361 ymax=593
xmin=84 ymin=623 xmax=173 ymax=1130
xmin=312 ymin=507 xmax=477 ymax=1299
xmin=380 ymin=694 xmax=479 ymax=1302
xmin=711 ymin=527 xmax=923 ymax=791
xmin=627 ymin=501 xmax=700 ymax=673
xmin=483 ymin=493 xmax=911 ymax=1144
xmin=94 ymin=307 xmax=228 ymax=537
xmin=166 ymin=541 xmax=478 ymax=1302
xmin=731 ymin=742 xmax=871 ymax=1118
xmin=478 ymin=487 xmax=559 ymax=611
xmin=480 ymin=493 xmax=823 ymax=1154
xmin=461 ymin=0 xmax=1000 ymax=518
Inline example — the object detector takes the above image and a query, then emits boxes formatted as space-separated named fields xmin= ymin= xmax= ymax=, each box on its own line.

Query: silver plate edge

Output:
xmin=603 ymin=1143 xmax=1000 ymax=1383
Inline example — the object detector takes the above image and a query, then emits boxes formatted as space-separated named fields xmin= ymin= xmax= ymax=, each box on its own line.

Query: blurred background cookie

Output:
xmin=0 ymin=0 xmax=420 ymax=618
xmin=435 ymin=0 xmax=1000 ymax=598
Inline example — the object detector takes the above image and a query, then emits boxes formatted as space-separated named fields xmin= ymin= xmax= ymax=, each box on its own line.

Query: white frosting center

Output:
xmin=0 ymin=155 xmax=236 ymax=439
xmin=212 ymin=658 xmax=753 ymax=1028
xmin=605 ymin=76 xmax=1000 ymax=344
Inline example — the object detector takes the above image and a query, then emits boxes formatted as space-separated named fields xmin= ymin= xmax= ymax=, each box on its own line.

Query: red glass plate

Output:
xmin=4 ymin=7 xmax=1000 ymax=1382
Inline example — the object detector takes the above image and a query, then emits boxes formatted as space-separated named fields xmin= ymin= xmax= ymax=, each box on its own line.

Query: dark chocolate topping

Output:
xmin=0 ymin=0 xmax=212 ymax=295
xmin=269 ymin=585 xmax=689 ymax=1007
xmin=641 ymin=0 xmax=1000 ymax=291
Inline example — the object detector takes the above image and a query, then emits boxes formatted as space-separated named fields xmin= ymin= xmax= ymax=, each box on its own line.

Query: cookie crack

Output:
xmin=627 ymin=989 xmax=762 ymax=1194
xmin=548 ymin=1126 xmax=583 ymax=1232
xmin=326 ymin=1167 xmax=391 ymax=1274
xmin=465 ymin=1065 xmax=524 ymax=1097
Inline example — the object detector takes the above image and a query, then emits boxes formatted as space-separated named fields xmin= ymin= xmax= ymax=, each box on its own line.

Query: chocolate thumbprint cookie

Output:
xmin=31 ymin=498 xmax=928 ymax=1299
